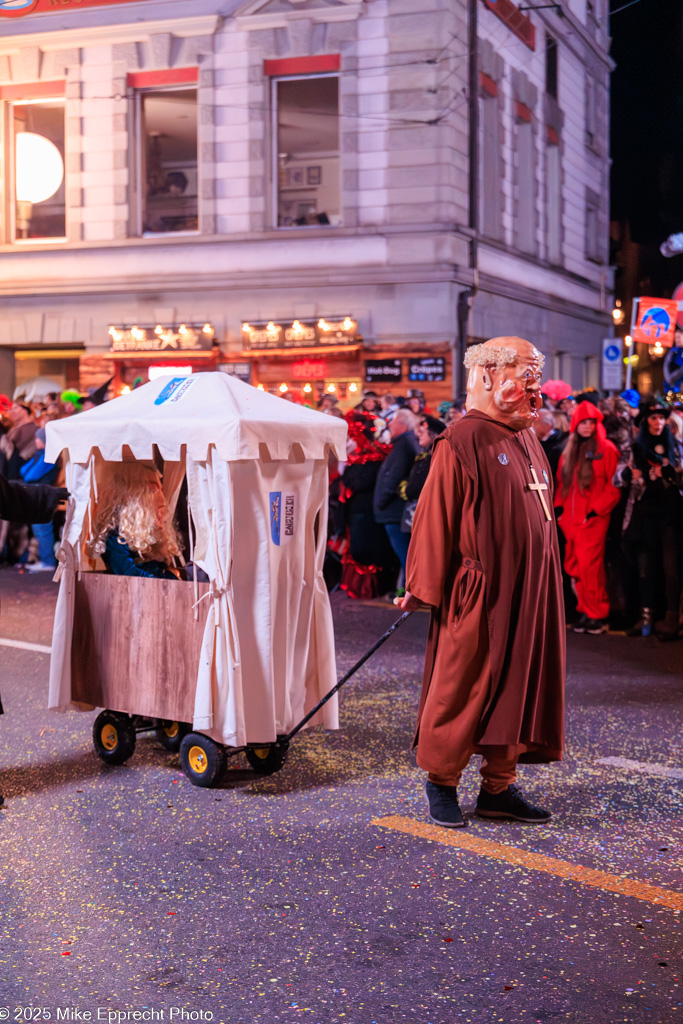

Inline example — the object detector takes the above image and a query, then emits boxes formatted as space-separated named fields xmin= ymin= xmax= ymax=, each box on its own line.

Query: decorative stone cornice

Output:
xmin=0 ymin=16 xmax=220 ymax=55
xmin=236 ymin=0 xmax=363 ymax=32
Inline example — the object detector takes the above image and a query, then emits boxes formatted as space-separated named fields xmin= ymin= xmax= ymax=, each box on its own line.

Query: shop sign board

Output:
xmin=632 ymin=297 xmax=678 ymax=348
xmin=108 ymin=325 xmax=213 ymax=355
xmin=408 ymin=357 xmax=446 ymax=382
xmin=219 ymin=362 xmax=252 ymax=384
xmin=365 ymin=359 xmax=402 ymax=383
xmin=291 ymin=360 xmax=326 ymax=379
xmin=242 ymin=317 xmax=357 ymax=351
xmin=0 ymin=0 xmax=141 ymax=17
xmin=601 ymin=339 xmax=622 ymax=391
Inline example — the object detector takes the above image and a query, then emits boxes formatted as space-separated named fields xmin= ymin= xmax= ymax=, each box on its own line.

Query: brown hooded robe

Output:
xmin=406 ymin=410 xmax=565 ymax=776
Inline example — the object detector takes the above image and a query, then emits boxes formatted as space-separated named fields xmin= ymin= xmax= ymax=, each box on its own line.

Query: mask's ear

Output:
xmin=482 ymin=364 xmax=497 ymax=392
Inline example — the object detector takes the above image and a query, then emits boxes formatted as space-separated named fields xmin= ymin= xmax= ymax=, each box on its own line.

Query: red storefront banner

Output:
xmin=1 ymin=0 xmax=143 ymax=18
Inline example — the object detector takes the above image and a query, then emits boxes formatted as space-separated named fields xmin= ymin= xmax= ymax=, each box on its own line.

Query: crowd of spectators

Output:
xmin=326 ymin=384 xmax=683 ymax=642
xmin=0 ymin=382 xmax=108 ymax=572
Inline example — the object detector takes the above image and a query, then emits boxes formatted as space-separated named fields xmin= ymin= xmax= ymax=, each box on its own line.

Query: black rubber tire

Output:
xmin=245 ymin=744 xmax=287 ymax=775
xmin=92 ymin=711 xmax=137 ymax=765
xmin=179 ymin=733 xmax=227 ymax=788
xmin=155 ymin=720 xmax=191 ymax=753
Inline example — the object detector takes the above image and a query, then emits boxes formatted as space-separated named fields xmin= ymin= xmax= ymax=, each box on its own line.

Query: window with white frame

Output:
xmin=545 ymin=138 xmax=562 ymax=264
xmin=585 ymin=187 xmax=603 ymax=263
xmin=134 ymin=87 xmax=198 ymax=236
xmin=478 ymin=81 xmax=503 ymax=241
xmin=514 ymin=115 xmax=536 ymax=255
xmin=585 ymin=75 xmax=598 ymax=150
xmin=10 ymin=98 xmax=66 ymax=242
xmin=273 ymin=75 xmax=340 ymax=228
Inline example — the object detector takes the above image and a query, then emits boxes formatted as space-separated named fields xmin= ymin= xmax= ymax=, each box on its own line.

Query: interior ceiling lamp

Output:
xmin=279 ymin=383 xmax=289 ymax=393
xmin=15 ymin=132 xmax=64 ymax=204
xmin=326 ymin=383 xmax=336 ymax=393
xmin=303 ymin=383 xmax=312 ymax=393
xmin=348 ymin=382 xmax=358 ymax=393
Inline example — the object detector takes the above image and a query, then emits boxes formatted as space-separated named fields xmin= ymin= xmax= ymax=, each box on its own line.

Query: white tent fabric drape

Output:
xmin=46 ymin=374 xmax=344 ymax=745
xmin=185 ymin=450 xmax=245 ymax=746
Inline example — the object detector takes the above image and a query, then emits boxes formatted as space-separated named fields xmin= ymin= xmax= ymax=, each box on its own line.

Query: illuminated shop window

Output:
xmin=12 ymin=100 xmax=66 ymax=242
xmin=274 ymin=76 xmax=340 ymax=228
xmin=136 ymin=88 xmax=198 ymax=235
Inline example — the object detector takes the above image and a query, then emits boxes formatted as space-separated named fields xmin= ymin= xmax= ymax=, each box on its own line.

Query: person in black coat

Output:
xmin=0 ymin=473 xmax=67 ymax=805
xmin=372 ymin=408 xmax=420 ymax=590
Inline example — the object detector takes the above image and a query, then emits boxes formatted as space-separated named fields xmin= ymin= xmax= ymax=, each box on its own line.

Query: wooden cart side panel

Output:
xmin=71 ymin=575 xmax=210 ymax=722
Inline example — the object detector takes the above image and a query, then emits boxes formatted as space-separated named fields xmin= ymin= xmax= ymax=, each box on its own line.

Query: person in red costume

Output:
xmin=555 ymin=401 xmax=620 ymax=635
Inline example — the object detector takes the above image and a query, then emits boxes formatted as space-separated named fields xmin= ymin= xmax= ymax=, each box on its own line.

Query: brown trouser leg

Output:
xmin=427 ymin=745 xmax=518 ymax=795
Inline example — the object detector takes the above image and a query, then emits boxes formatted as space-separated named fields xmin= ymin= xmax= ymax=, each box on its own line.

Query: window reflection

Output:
xmin=140 ymin=88 xmax=198 ymax=234
xmin=12 ymin=100 xmax=66 ymax=241
xmin=276 ymin=76 xmax=340 ymax=228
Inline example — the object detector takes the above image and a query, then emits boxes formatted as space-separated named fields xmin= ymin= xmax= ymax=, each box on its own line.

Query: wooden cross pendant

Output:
xmin=527 ymin=465 xmax=552 ymax=521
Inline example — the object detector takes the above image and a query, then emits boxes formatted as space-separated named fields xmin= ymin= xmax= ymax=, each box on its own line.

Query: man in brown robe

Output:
xmin=400 ymin=337 xmax=565 ymax=827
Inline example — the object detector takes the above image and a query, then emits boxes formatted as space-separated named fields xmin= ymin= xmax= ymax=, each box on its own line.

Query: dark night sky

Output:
xmin=610 ymin=0 xmax=683 ymax=247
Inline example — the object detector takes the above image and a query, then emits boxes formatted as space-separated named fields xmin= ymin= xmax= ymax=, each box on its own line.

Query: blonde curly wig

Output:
xmin=87 ymin=462 xmax=181 ymax=564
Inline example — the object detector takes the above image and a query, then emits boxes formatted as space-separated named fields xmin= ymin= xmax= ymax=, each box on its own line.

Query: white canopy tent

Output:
xmin=45 ymin=373 xmax=347 ymax=748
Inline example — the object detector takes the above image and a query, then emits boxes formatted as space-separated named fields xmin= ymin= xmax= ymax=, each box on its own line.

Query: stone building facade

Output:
xmin=0 ymin=0 xmax=613 ymax=405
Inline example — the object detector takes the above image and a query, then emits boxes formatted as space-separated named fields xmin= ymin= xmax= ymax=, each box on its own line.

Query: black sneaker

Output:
xmin=572 ymin=614 xmax=588 ymax=633
xmin=425 ymin=781 xmax=467 ymax=828
xmin=475 ymin=784 xmax=552 ymax=824
xmin=585 ymin=618 xmax=608 ymax=635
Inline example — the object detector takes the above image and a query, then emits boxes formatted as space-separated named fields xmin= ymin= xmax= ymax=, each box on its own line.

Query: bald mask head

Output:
xmin=465 ymin=337 xmax=545 ymax=430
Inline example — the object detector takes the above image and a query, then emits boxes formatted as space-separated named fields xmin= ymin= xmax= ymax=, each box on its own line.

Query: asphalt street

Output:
xmin=0 ymin=572 xmax=681 ymax=1024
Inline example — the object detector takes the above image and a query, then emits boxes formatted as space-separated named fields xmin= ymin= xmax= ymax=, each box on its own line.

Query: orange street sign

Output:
xmin=632 ymin=297 xmax=678 ymax=347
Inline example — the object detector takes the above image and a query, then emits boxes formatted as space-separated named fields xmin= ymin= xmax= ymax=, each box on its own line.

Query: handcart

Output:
xmin=46 ymin=372 xmax=354 ymax=787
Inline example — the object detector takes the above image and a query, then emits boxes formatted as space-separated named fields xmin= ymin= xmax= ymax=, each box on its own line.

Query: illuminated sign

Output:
xmin=241 ymin=317 xmax=357 ymax=351
xmin=291 ymin=360 xmax=326 ymax=379
xmin=108 ymin=323 xmax=214 ymax=355
xmin=0 ymin=0 xmax=142 ymax=17
xmin=408 ymin=357 xmax=446 ymax=382
xmin=632 ymin=298 xmax=678 ymax=348
xmin=365 ymin=359 xmax=402 ymax=383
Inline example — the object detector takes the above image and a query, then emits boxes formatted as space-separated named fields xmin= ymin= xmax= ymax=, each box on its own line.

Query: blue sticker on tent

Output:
xmin=154 ymin=378 xmax=187 ymax=405
xmin=270 ymin=492 xmax=281 ymax=545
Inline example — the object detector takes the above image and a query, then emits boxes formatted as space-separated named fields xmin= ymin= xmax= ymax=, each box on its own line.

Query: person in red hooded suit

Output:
xmin=555 ymin=401 xmax=620 ymax=634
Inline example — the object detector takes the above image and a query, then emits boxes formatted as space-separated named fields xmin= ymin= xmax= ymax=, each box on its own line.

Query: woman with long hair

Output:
xmin=555 ymin=401 xmax=620 ymax=634
xmin=87 ymin=461 xmax=181 ymax=579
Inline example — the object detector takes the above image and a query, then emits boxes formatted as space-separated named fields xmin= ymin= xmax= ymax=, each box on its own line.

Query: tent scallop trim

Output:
xmin=45 ymin=373 xmax=348 ymax=465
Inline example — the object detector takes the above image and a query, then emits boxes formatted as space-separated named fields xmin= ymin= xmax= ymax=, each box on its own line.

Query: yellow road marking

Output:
xmin=372 ymin=815 xmax=683 ymax=912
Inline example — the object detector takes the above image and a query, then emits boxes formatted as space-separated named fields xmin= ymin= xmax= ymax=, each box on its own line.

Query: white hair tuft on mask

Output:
xmin=463 ymin=343 xmax=545 ymax=370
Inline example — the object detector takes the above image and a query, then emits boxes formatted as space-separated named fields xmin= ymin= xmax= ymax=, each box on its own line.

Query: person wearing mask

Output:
xmin=87 ymin=462 xmax=181 ymax=579
xmin=372 ymin=408 xmax=420 ymax=595
xmin=555 ymin=402 xmax=620 ymax=634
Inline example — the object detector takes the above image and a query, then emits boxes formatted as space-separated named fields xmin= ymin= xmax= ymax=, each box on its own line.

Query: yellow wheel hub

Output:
xmin=252 ymin=747 xmax=271 ymax=760
xmin=188 ymin=745 xmax=208 ymax=774
xmin=164 ymin=722 xmax=180 ymax=739
xmin=101 ymin=724 xmax=118 ymax=751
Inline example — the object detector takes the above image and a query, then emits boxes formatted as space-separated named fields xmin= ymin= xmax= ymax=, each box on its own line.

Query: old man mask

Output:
xmin=465 ymin=336 xmax=545 ymax=431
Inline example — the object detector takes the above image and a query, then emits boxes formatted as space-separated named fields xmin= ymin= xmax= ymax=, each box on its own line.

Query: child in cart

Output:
xmin=87 ymin=461 xmax=181 ymax=580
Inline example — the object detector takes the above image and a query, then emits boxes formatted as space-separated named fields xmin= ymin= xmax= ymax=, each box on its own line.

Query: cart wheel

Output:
xmin=155 ymin=720 xmax=191 ymax=753
xmin=246 ymin=744 xmax=287 ymax=775
xmin=93 ymin=711 xmax=136 ymax=766
xmin=179 ymin=733 xmax=227 ymax=788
